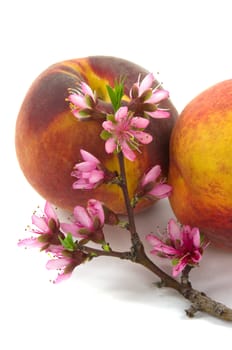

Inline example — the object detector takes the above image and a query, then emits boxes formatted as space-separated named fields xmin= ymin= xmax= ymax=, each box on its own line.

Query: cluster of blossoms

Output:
xmin=67 ymin=73 xmax=170 ymax=161
xmin=19 ymin=72 xmax=208 ymax=283
xmin=18 ymin=200 xmax=109 ymax=283
xmin=146 ymin=219 xmax=208 ymax=277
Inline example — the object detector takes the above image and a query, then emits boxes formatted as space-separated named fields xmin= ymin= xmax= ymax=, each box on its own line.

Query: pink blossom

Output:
xmin=102 ymin=106 xmax=153 ymax=161
xmin=67 ymin=82 xmax=96 ymax=120
xmin=129 ymin=73 xmax=170 ymax=119
xmin=140 ymin=165 xmax=172 ymax=199
xmin=46 ymin=248 xmax=87 ymax=283
xmin=18 ymin=201 xmax=62 ymax=250
xmin=71 ymin=149 xmax=105 ymax=190
xmin=61 ymin=199 xmax=105 ymax=243
xmin=146 ymin=218 xmax=208 ymax=277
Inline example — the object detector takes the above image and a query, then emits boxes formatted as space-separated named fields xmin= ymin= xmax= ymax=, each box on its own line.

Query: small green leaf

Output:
xmin=100 ymin=130 xmax=111 ymax=140
xmin=102 ymin=243 xmax=111 ymax=252
xmin=171 ymin=258 xmax=179 ymax=266
xmin=106 ymin=78 xmax=125 ymax=112
xmin=59 ymin=233 xmax=76 ymax=251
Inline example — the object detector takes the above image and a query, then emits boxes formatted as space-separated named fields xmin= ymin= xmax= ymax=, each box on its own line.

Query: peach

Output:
xmin=15 ymin=56 xmax=178 ymax=214
xmin=168 ymin=79 xmax=232 ymax=249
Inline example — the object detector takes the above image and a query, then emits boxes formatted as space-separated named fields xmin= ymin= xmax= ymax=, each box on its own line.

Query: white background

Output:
xmin=1 ymin=0 xmax=232 ymax=348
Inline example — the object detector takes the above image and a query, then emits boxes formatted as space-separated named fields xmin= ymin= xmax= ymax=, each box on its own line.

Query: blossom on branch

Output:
xmin=101 ymin=106 xmax=153 ymax=161
xmin=46 ymin=246 xmax=88 ymax=283
xmin=61 ymin=199 xmax=105 ymax=243
xmin=138 ymin=165 xmax=172 ymax=199
xmin=67 ymin=82 xmax=97 ymax=120
xmin=18 ymin=201 xmax=63 ymax=251
xmin=146 ymin=218 xmax=208 ymax=277
xmin=71 ymin=149 xmax=105 ymax=190
xmin=129 ymin=73 xmax=170 ymax=119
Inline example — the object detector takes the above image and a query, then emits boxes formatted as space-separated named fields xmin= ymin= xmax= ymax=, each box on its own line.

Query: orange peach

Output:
xmin=15 ymin=56 xmax=178 ymax=214
xmin=168 ymin=79 xmax=232 ymax=249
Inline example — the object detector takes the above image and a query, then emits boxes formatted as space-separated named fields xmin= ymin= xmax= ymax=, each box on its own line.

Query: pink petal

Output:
xmin=54 ymin=272 xmax=72 ymax=284
xmin=172 ymin=259 xmax=187 ymax=277
xmin=74 ymin=161 xmax=97 ymax=172
xmin=132 ymin=131 xmax=153 ymax=144
xmin=147 ymin=89 xmax=169 ymax=104
xmin=46 ymin=257 xmax=70 ymax=270
xmin=73 ymin=206 xmax=93 ymax=230
xmin=191 ymin=250 xmax=202 ymax=263
xmin=80 ymin=149 xmax=100 ymax=164
xmin=146 ymin=234 xmax=163 ymax=246
xmin=87 ymin=199 xmax=105 ymax=226
xmin=32 ymin=215 xmax=49 ymax=232
xmin=44 ymin=201 xmax=58 ymax=224
xmin=60 ymin=223 xmax=86 ymax=238
xmin=147 ymin=110 xmax=170 ymax=119
xmin=142 ymin=165 xmax=161 ymax=186
xmin=191 ymin=227 xmax=201 ymax=248
xmin=105 ymin=137 xmax=117 ymax=154
xmin=149 ymin=184 xmax=172 ymax=199
xmin=121 ymin=141 xmax=136 ymax=161
xmin=115 ymin=106 xmax=128 ymax=123
xmin=131 ymin=117 xmax=150 ymax=129
xmin=17 ymin=237 xmax=43 ymax=248
xmin=102 ymin=120 xmax=114 ymax=132
xmin=72 ymin=182 xmax=94 ymax=190
xmin=168 ymin=219 xmax=181 ymax=242
xmin=81 ymin=82 xmax=95 ymax=100
xmin=89 ymin=170 xmax=104 ymax=184
xmin=139 ymin=73 xmax=154 ymax=95
xmin=68 ymin=94 xmax=87 ymax=108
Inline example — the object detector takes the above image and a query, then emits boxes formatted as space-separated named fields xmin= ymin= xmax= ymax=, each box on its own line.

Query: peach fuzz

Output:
xmin=15 ymin=56 xmax=178 ymax=214
xmin=168 ymin=79 xmax=232 ymax=249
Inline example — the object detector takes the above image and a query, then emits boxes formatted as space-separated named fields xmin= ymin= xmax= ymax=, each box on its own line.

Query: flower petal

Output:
xmin=87 ymin=199 xmax=105 ymax=226
xmin=81 ymin=82 xmax=95 ymax=100
xmin=32 ymin=215 xmax=49 ymax=232
xmin=17 ymin=237 xmax=43 ymax=248
xmin=142 ymin=165 xmax=161 ymax=186
xmin=147 ymin=110 xmax=170 ymax=119
xmin=73 ymin=206 xmax=93 ymax=230
xmin=105 ymin=137 xmax=117 ymax=154
xmin=139 ymin=73 xmax=154 ymax=95
xmin=60 ymin=223 xmax=86 ymax=238
xmin=44 ymin=201 xmax=58 ymax=224
xmin=148 ymin=184 xmax=172 ymax=199
xmin=168 ymin=218 xmax=181 ymax=242
xmin=131 ymin=117 xmax=150 ymax=129
xmin=74 ymin=161 xmax=97 ymax=172
xmin=132 ymin=131 xmax=153 ymax=144
xmin=80 ymin=149 xmax=100 ymax=164
xmin=89 ymin=170 xmax=104 ymax=184
xmin=121 ymin=141 xmax=136 ymax=161
xmin=46 ymin=257 xmax=70 ymax=270
xmin=191 ymin=227 xmax=201 ymax=248
xmin=172 ymin=258 xmax=187 ymax=277
xmin=147 ymin=89 xmax=169 ymax=104
xmin=68 ymin=94 xmax=87 ymax=108
xmin=115 ymin=106 xmax=128 ymax=122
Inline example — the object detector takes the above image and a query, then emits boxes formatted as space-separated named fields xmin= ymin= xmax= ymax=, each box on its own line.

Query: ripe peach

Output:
xmin=15 ymin=56 xmax=178 ymax=214
xmin=168 ymin=79 xmax=232 ymax=249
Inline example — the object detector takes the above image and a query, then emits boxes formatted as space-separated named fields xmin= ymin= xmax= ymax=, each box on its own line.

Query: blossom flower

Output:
xmin=61 ymin=199 xmax=105 ymax=243
xmin=18 ymin=201 xmax=62 ymax=251
xmin=139 ymin=165 xmax=172 ymax=199
xmin=102 ymin=106 xmax=153 ymax=161
xmin=129 ymin=73 xmax=170 ymax=119
xmin=67 ymin=82 xmax=96 ymax=119
xmin=71 ymin=149 xmax=105 ymax=190
xmin=46 ymin=246 xmax=88 ymax=283
xmin=146 ymin=218 xmax=208 ymax=277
